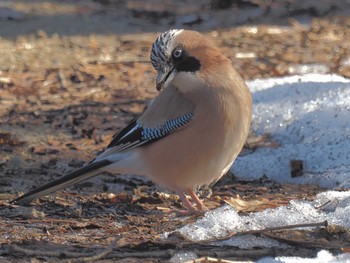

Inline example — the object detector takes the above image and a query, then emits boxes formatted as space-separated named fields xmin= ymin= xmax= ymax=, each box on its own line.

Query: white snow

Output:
xmin=232 ymin=74 xmax=350 ymax=188
xmin=178 ymin=191 xmax=350 ymax=242
xmin=170 ymin=74 xmax=350 ymax=263
xmin=258 ymin=250 xmax=350 ymax=263
xmin=169 ymin=251 xmax=198 ymax=263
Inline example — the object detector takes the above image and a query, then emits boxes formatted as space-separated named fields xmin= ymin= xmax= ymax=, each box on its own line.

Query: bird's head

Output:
xmin=151 ymin=29 xmax=227 ymax=92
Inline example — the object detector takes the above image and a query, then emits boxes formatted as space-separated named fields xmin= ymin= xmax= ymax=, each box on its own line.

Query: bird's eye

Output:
xmin=172 ymin=48 xmax=183 ymax=59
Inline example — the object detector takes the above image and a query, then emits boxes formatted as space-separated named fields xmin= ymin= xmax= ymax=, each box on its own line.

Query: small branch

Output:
xmin=98 ymin=59 xmax=151 ymax=64
xmin=17 ymin=100 xmax=146 ymax=117
xmin=182 ymin=220 xmax=328 ymax=244
xmin=69 ymin=236 xmax=120 ymax=262
xmin=9 ymin=236 xmax=121 ymax=260
xmin=236 ymin=220 xmax=328 ymax=237
xmin=9 ymin=243 xmax=175 ymax=260
xmin=58 ymin=69 xmax=68 ymax=90
xmin=10 ymin=244 xmax=92 ymax=258
xmin=103 ymin=247 xmax=273 ymax=260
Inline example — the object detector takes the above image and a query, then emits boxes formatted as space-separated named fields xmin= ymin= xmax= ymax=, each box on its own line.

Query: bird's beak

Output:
xmin=156 ymin=66 xmax=176 ymax=91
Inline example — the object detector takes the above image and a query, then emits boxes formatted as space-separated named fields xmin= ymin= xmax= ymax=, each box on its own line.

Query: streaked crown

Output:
xmin=150 ymin=29 xmax=183 ymax=72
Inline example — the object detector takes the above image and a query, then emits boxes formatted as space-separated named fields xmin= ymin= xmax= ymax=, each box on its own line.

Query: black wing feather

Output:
xmin=107 ymin=119 xmax=142 ymax=148
xmin=106 ymin=113 xmax=193 ymax=152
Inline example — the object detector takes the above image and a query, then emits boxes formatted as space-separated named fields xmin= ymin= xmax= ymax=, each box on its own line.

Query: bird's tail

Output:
xmin=12 ymin=159 xmax=113 ymax=205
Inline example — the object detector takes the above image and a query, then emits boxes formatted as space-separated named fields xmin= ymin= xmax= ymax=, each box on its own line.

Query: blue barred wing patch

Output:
xmin=142 ymin=113 xmax=192 ymax=140
xmin=107 ymin=113 xmax=193 ymax=151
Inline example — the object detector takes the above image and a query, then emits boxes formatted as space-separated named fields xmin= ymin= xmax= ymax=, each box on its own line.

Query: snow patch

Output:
xmin=232 ymin=74 xmax=350 ymax=188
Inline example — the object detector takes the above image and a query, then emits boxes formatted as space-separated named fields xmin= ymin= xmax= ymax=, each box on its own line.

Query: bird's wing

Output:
xmin=97 ymin=85 xmax=195 ymax=158
xmin=106 ymin=112 xmax=193 ymax=151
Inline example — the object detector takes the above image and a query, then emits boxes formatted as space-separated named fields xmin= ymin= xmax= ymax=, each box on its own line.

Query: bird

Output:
xmin=12 ymin=29 xmax=252 ymax=214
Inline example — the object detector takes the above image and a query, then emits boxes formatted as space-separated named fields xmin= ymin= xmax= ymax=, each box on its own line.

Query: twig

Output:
xmin=180 ymin=220 xmax=328 ymax=244
xmin=9 ymin=236 xmax=121 ymax=260
xmin=236 ymin=220 xmax=328 ymax=237
xmin=104 ymin=249 xmax=176 ymax=259
xmin=58 ymin=69 xmax=68 ymax=90
xmin=68 ymin=236 xmax=121 ymax=262
xmin=9 ymin=243 xmax=176 ymax=260
xmin=18 ymin=100 xmax=146 ymax=117
xmin=11 ymin=218 xmax=88 ymax=224
xmin=183 ymin=256 xmax=242 ymax=263
xmin=98 ymin=59 xmax=151 ymax=64
xmin=10 ymin=244 xmax=93 ymax=258
xmin=9 ymin=244 xmax=280 ymax=260
xmin=103 ymin=247 xmax=274 ymax=259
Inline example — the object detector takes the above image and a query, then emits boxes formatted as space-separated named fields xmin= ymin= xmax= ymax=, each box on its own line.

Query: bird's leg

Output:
xmin=164 ymin=186 xmax=208 ymax=216
xmin=188 ymin=189 xmax=208 ymax=212
xmin=176 ymin=191 xmax=198 ymax=214
xmin=166 ymin=188 xmax=208 ymax=216
xmin=164 ymin=187 xmax=200 ymax=216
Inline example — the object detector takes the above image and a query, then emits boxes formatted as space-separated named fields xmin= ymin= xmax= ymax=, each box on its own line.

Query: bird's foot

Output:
xmin=188 ymin=189 xmax=209 ymax=212
xmin=167 ymin=188 xmax=209 ymax=216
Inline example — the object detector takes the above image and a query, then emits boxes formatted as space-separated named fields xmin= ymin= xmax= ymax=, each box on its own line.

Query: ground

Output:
xmin=0 ymin=0 xmax=350 ymax=262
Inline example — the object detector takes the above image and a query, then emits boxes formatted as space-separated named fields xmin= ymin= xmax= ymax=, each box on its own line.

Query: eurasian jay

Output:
xmin=13 ymin=29 xmax=252 ymax=214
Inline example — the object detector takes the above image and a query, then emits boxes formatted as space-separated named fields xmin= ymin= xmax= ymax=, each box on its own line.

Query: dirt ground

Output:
xmin=0 ymin=0 xmax=350 ymax=262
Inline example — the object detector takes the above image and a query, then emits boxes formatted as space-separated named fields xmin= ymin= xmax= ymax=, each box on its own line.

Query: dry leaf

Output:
xmin=0 ymin=132 xmax=25 ymax=146
xmin=184 ymin=257 xmax=238 ymax=263
xmin=342 ymin=247 xmax=350 ymax=253
xmin=246 ymin=134 xmax=280 ymax=150
xmin=223 ymin=195 xmax=284 ymax=212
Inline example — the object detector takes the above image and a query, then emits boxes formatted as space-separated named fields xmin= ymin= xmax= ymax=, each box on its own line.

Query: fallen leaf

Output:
xmin=71 ymin=222 xmax=102 ymax=230
xmin=223 ymin=195 xmax=285 ymax=212
xmin=342 ymin=247 xmax=350 ymax=253
xmin=0 ymin=132 xmax=25 ymax=146
xmin=246 ymin=134 xmax=280 ymax=150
